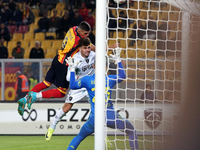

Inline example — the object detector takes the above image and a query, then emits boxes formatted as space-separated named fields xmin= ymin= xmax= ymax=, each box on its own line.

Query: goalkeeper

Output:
xmin=67 ymin=48 xmax=139 ymax=150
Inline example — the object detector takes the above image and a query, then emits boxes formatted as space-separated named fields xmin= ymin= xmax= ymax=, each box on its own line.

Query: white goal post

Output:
xmin=95 ymin=0 xmax=200 ymax=150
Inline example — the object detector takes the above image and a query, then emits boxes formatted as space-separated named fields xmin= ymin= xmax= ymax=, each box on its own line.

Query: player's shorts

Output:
xmin=65 ymin=88 xmax=89 ymax=103
xmin=45 ymin=55 xmax=69 ymax=89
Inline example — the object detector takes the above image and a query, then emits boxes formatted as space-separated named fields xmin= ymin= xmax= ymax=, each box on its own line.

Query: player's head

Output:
xmin=78 ymin=21 xmax=91 ymax=38
xmin=146 ymin=84 xmax=151 ymax=93
xmin=16 ymin=71 xmax=22 ymax=77
xmin=78 ymin=37 xmax=91 ymax=58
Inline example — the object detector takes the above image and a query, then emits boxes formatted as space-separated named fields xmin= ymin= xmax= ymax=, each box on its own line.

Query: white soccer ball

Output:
xmin=113 ymin=0 xmax=126 ymax=4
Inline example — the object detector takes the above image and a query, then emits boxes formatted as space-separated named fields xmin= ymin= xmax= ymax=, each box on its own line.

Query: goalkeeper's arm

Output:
xmin=67 ymin=56 xmax=87 ymax=90
xmin=117 ymin=61 xmax=126 ymax=80
xmin=109 ymin=47 xmax=126 ymax=81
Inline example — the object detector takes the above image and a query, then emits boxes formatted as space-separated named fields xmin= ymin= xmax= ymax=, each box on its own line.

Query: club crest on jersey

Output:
xmin=69 ymin=96 xmax=73 ymax=101
xmin=78 ymin=80 xmax=81 ymax=86
xmin=86 ymin=59 xmax=89 ymax=63
xmin=144 ymin=109 xmax=162 ymax=129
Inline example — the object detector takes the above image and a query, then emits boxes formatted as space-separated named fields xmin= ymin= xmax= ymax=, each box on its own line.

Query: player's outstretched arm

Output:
xmin=117 ymin=61 xmax=126 ymax=79
xmin=109 ymin=47 xmax=126 ymax=81
xmin=70 ymin=71 xmax=88 ymax=90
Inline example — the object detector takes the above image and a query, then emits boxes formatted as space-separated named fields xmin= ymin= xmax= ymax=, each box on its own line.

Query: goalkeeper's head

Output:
xmin=78 ymin=21 xmax=91 ymax=38
xmin=78 ymin=37 xmax=91 ymax=58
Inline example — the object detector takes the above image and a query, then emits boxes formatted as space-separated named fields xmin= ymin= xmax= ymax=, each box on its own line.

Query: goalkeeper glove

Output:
xmin=66 ymin=56 xmax=77 ymax=71
xmin=109 ymin=47 xmax=122 ymax=64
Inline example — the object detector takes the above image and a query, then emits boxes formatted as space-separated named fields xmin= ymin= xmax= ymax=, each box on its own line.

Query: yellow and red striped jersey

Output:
xmin=58 ymin=26 xmax=82 ymax=65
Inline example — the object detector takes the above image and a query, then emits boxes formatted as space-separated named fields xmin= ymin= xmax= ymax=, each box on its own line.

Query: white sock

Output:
xmin=50 ymin=108 xmax=66 ymax=130
xmin=36 ymin=92 xmax=42 ymax=98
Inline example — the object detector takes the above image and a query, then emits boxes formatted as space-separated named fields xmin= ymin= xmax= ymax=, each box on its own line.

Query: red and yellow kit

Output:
xmin=58 ymin=26 xmax=82 ymax=65
xmin=43 ymin=26 xmax=84 ymax=94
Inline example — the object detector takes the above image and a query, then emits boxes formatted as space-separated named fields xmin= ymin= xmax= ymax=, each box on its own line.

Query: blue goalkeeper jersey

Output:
xmin=70 ymin=62 xmax=126 ymax=115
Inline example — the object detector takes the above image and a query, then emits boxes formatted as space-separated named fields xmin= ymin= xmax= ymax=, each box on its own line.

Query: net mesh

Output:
xmin=104 ymin=0 xmax=200 ymax=149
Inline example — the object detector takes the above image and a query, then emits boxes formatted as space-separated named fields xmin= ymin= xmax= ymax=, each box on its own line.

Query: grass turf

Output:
xmin=0 ymin=135 xmax=171 ymax=150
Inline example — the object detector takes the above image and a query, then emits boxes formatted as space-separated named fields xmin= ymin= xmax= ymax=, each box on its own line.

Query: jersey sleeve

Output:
xmin=66 ymin=68 xmax=79 ymax=81
xmin=108 ymin=61 xmax=126 ymax=88
xmin=70 ymin=71 xmax=88 ymax=90
xmin=118 ymin=61 xmax=126 ymax=79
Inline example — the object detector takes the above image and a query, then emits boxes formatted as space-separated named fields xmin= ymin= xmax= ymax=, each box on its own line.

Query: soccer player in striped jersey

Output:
xmin=17 ymin=21 xmax=93 ymax=116
xmin=18 ymin=21 xmax=118 ymax=117
xmin=67 ymin=47 xmax=139 ymax=150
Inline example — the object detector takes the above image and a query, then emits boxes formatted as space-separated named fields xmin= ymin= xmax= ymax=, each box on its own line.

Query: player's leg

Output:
xmin=18 ymin=55 xmax=59 ymax=115
xmin=45 ymin=102 xmax=73 ymax=142
xmin=17 ymin=97 xmax=27 ymax=116
xmin=50 ymin=89 xmax=88 ymax=130
xmin=17 ymin=80 xmax=51 ymax=115
xmin=17 ymin=62 xmax=55 ymax=116
xmin=67 ymin=115 xmax=94 ymax=150
xmin=45 ymin=89 xmax=88 ymax=141
xmin=106 ymin=107 xmax=139 ymax=150
xmin=27 ymin=55 xmax=68 ymax=109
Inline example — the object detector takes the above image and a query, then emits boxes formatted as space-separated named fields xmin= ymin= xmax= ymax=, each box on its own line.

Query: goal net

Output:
xmin=104 ymin=0 xmax=200 ymax=149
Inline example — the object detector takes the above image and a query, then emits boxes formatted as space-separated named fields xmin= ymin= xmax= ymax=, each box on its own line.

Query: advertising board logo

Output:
xmin=144 ymin=109 xmax=162 ymax=129
xmin=22 ymin=109 xmax=37 ymax=121
xmin=117 ymin=108 xmax=129 ymax=119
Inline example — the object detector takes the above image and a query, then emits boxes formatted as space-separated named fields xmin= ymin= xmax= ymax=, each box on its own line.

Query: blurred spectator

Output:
xmin=118 ymin=11 xmax=127 ymax=29
xmin=79 ymin=3 xmax=88 ymax=20
xmin=27 ymin=70 xmax=38 ymax=91
xmin=71 ymin=10 xmax=83 ymax=27
xmin=22 ymin=4 xmax=35 ymax=25
xmin=10 ymin=5 xmax=23 ymax=26
xmin=0 ymin=38 xmax=8 ymax=58
xmin=140 ymin=84 xmax=156 ymax=103
xmin=29 ymin=41 xmax=44 ymax=58
xmin=0 ymin=22 xmax=10 ymax=41
xmin=0 ymin=0 xmax=3 ymax=10
xmin=29 ymin=41 xmax=44 ymax=78
xmin=48 ymin=9 xmax=61 ymax=32
xmin=129 ymin=20 xmax=145 ymax=46
xmin=157 ymin=19 xmax=167 ymax=56
xmin=26 ymin=0 xmax=41 ymax=9
xmin=8 ymin=0 xmax=16 ymax=12
xmin=15 ymin=71 xmax=29 ymax=101
xmin=39 ymin=0 xmax=58 ymax=16
xmin=108 ymin=9 xmax=117 ymax=38
xmin=34 ymin=12 xmax=49 ymax=33
xmin=118 ymin=10 xmax=127 ymax=36
xmin=56 ymin=11 xmax=71 ymax=39
xmin=70 ymin=0 xmax=82 ymax=9
xmin=0 ymin=4 xmax=12 ymax=25
xmin=143 ymin=15 xmax=157 ymax=39
xmin=85 ymin=0 xmax=96 ymax=14
xmin=65 ymin=5 xmax=74 ymax=23
xmin=85 ymin=12 xmax=95 ymax=30
xmin=11 ymin=41 xmax=25 ymax=58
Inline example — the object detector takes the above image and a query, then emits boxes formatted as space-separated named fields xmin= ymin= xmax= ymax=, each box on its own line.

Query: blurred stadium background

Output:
xmin=0 ymin=0 xmax=200 ymax=150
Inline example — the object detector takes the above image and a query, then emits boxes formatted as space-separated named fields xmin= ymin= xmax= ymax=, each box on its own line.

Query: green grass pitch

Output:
xmin=0 ymin=135 xmax=171 ymax=150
